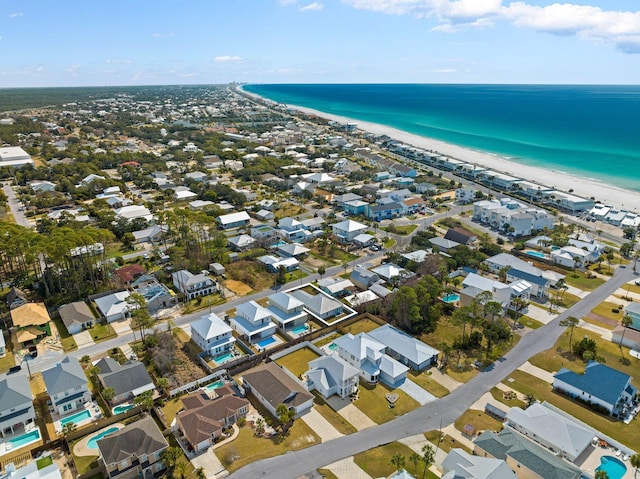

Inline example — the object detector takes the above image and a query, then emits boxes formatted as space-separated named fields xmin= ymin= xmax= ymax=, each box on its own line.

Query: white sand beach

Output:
xmin=242 ymin=88 xmax=640 ymax=213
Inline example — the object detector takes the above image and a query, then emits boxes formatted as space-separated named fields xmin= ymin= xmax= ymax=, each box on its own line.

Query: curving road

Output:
xmin=226 ymin=264 xmax=638 ymax=479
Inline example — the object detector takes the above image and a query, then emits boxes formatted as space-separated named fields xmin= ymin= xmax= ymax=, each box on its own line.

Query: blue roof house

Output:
xmin=552 ymin=361 xmax=637 ymax=416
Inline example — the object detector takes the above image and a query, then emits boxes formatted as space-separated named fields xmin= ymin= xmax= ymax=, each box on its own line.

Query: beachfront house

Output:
xmin=0 ymin=374 xmax=36 ymax=438
xmin=305 ymin=355 xmax=360 ymax=399
xmin=41 ymin=357 xmax=91 ymax=416
xmin=241 ymin=362 xmax=314 ymax=418
xmin=229 ymin=301 xmax=276 ymax=344
xmin=190 ymin=312 xmax=235 ymax=357
xmin=97 ymin=416 xmax=168 ymax=479
xmin=552 ymin=361 xmax=637 ymax=417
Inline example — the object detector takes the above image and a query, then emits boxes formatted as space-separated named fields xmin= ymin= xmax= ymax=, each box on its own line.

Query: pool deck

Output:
xmin=73 ymin=423 xmax=125 ymax=457
xmin=55 ymin=401 xmax=102 ymax=434
xmin=0 ymin=424 xmax=42 ymax=458
xmin=576 ymin=444 xmax=635 ymax=478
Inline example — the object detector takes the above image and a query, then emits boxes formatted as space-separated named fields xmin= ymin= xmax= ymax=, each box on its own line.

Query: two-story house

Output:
xmin=229 ymin=301 xmax=276 ymax=344
xmin=331 ymin=219 xmax=368 ymax=243
xmin=42 ymin=357 xmax=91 ymax=417
xmin=306 ymin=355 xmax=360 ymax=399
xmin=278 ymin=217 xmax=311 ymax=243
xmin=266 ymin=292 xmax=307 ymax=330
xmin=0 ymin=374 xmax=36 ymax=438
xmin=96 ymin=358 xmax=155 ymax=406
xmin=97 ymin=416 xmax=168 ymax=479
xmin=190 ymin=312 xmax=235 ymax=357
xmin=172 ymin=270 xmax=216 ymax=300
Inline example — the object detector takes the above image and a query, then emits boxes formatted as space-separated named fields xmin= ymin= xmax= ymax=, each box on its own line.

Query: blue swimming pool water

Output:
xmin=328 ymin=342 xmax=338 ymax=351
xmin=596 ymin=456 xmax=627 ymax=479
xmin=205 ymin=380 xmax=225 ymax=391
xmin=87 ymin=427 xmax=119 ymax=449
xmin=112 ymin=404 xmax=134 ymax=415
xmin=9 ymin=429 xmax=41 ymax=448
xmin=256 ymin=336 xmax=276 ymax=348
xmin=526 ymin=250 xmax=547 ymax=259
xmin=60 ymin=409 xmax=91 ymax=427
xmin=442 ymin=294 xmax=460 ymax=303
xmin=213 ymin=352 xmax=234 ymax=364
xmin=291 ymin=324 xmax=309 ymax=335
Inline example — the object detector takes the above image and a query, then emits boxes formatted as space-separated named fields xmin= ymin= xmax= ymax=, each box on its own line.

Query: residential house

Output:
xmin=6 ymin=287 xmax=28 ymax=310
xmin=95 ymin=358 xmax=155 ymax=405
xmin=429 ymin=237 xmax=460 ymax=252
xmin=0 ymin=374 xmax=36 ymax=438
xmin=371 ymin=264 xmax=411 ymax=285
xmin=131 ymin=225 xmax=167 ymax=245
xmin=241 ymin=362 xmax=314 ymax=418
xmin=0 ymin=146 xmax=33 ymax=168
xmin=11 ymin=303 xmax=51 ymax=347
xmin=95 ymin=291 xmax=133 ymax=323
xmin=454 ymin=187 xmax=477 ymax=204
xmin=251 ymin=225 xmax=278 ymax=245
xmin=473 ymin=428 xmax=582 ymax=479
xmin=366 ymin=202 xmax=404 ymax=221
xmin=59 ymin=301 xmax=96 ymax=335
xmin=368 ymin=324 xmax=439 ymax=371
xmin=190 ymin=312 xmax=235 ymax=357
xmin=623 ymin=302 xmax=640 ymax=331
xmin=172 ymin=270 xmax=216 ymax=300
xmin=306 ymin=355 xmax=360 ymax=399
xmin=114 ymin=264 xmax=147 ymax=285
xmin=114 ymin=205 xmax=153 ymax=222
xmin=550 ymin=246 xmax=591 ymax=269
xmin=228 ymin=234 xmax=257 ymax=252
xmin=444 ymin=227 xmax=477 ymax=246
xmin=300 ymin=217 xmax=325 ymax=232
xmin=229 ymin=301 xmax=276 ymax=344
xmin=277 ymin=243 xmax=310 ymax=259
xmin=255 ymin=209 xmax=274 ymax=221
xmin=132 ymin=275 xmax=176 ymax=312
xmin=442 ymin=448 xmax=516 ymax=479
xmin=460 ymin=273 xmax=531 ymax=313
xmin=1 ymin=456 xmax=63 ymax=479
xmin=42 ymin=357 xmax=91 ymax=416
xmin=216 ymin=211 xmax=251 ymax=230
xmin=331 ymin=219 xmax=368 ymax=243
xmin=266 ymin=292 xmax=307 ymax=330
xmin=401 ymin=250 xmax=430 ymax=265
xmin=552 ymin=361 xmax=637 ymax=416
xmin=258 ymin=255 xmax=299 ymax=273
xmin=353 ymin=233 xmax=375 ymax=248
xmin=333 ymin=192 xmax=363 ymax=208
xmin=278 ymin=217 xmax=311 ymax=243
xmin=484 ymin=253 xmax=556 ymax=299
xmin=291 ymin=290 xmax=344 ymax=321
xmin=350 ymin=267 xmax=380 ymax=290
xmin=317 ymin=277 xmax=355 ymax=297
xmin=343 ymin=200 xmax=369 ymax=216
xmin=189 ymin=200 xmax=215 ymax=211
xmin=333 ymin=332 xmax=408 ymax=387
xmin=505 ymin=402 xmax=593 ymax=462
xmin=96 ymin=416 xmax=168 ymax=479
xmin=175 ymin=389 xmax=249 ymax=454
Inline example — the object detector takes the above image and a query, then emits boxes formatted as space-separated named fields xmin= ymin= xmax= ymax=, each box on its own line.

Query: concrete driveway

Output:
xmin=326 ymin=397 xmax=377 ymax=431
xmin=73 ymin=331 xmax=95 ymax=348
xmin=192 ymin=449 xmax=226 ymax=479
xmin=301 ymin=408 xmax=343 ymax=442
xmin=111 ymin=319 xmax=132 ymax=334
xmin=324 ymin=458 xmax=372 ymax=479
xmin=399 ymin=379 xmax=436 ymax=405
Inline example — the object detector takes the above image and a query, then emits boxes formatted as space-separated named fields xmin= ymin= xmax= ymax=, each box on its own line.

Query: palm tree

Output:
xmin=421 ymin=444 xmax=435 ymax=479
xmin=559 ymin=316 xmax=579 ymax=355
xmin=595 ymin=470 xmax=610 ymax=479
xmin=629 ymin=453 xmax=640 ymax=478
xmin=102 ymin=387 xmax=115 ymax=404
xmin=134 ymin=389 xmax=154 ymax=412
xmin=276 ymin=403 xmax=296 ymax=434
xmin=409 ymin=452 xmax=421 ymax=476
xmin=61 ymin=421 xmax=77 ymax=438
xmin=317 ymin=265 xmax=326 ymax=279
xmin=157 ymin=377 xmax=170 ymax=398
xmin=195 ymin=467 xmax=206 ymax=479
xmin=254 ymin=417 xmax=266 ymax=436
xmin=174 ymin=462 xmax=187 ymax=479
xmin=389 ymin=453 xmax=405 ymax=473
xmin=619 ymin=314 xmax=632 ymax=353
xmin=160 ymin=447 xmax=181 ymax=473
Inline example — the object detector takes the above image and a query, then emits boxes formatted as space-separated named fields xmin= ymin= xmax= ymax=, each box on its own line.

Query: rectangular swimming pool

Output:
xmin=60 ymin=409 xmax=91 ymax=427
xmin=9 ymin=429 xmax=41 ymax=448
xmin=442 ymin=294 xmax=460 ymax=303
xmin=213 ymin=352 xmax=234 ymax=364
xmin=526 ymin=250 xmax=546 ymax=259
xmin=256 ymin=336 xmax=276 ymax=348
xmin=291 ymin=324 xmax=309 ymax=335
xmin=205 ymin=380 xmax=225 ymax=391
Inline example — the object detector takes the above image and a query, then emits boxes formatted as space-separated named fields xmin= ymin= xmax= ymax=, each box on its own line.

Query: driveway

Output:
xmin=111 ymin=319 xmax=132 ymax=334
xmin=301 ymin=408 xmax=343 ymax=442
xmin=324 ymin=458 xmax=372 ymax=479
xmin=398 ymin=379 xmax=437 ymax=405
xmin=526 ymin=304 xmax=558 ymax=324
xmin=326 ymin=396 xmax=377 ymax=431
xmin=73 ymin=331 xmax=95 ymax=348
xmin=192 ymin=449 xmax=226 ymax=479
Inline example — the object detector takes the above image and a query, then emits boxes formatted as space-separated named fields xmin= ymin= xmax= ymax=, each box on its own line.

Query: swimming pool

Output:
xmin=9 ymin=429 xmax=41 ymax=449
xmin=256 ymin=336 xmax=276 ymax=348
xmin=596 ymin=456 xmax=627 ymax=479
xmin=112 ymin=404 xmax=134 ymax=415
xmin=328 ymin=342 xmax=338 ymax=351
xmin=442 ymin=294 xmax=460 ymax=303
xmin=87 ymin=427 xmax=120 ymax=449
xmin=213 ymin=352 xmax=234 ymax=364
xmin=205 ymin=380 xmax=225 ymax=391
xmin=60 ymin=409 xmax=91 ymax=427
xmin=525 ymin=250 xmax=546 ymax=259
xmin=291 ymin=324 xmax=309 ymax=335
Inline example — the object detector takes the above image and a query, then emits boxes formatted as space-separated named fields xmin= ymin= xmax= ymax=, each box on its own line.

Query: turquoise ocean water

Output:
xmin=243 ymin=84 xmax=640 ymax=192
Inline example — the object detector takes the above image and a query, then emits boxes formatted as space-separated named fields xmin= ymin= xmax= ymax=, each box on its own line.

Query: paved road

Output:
xmin=226 ymin=265 xmax=638 ymax=479
xmin=2 ymin=181 xmax=31 ymax=227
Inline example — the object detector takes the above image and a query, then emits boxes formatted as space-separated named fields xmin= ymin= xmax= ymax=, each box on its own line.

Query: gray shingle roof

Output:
xmin=59 ymin=301 xmax=95 ymax=328
xmin=97 ymin=416 xmax=168 ymax=465
xmin=243 ymin=362 xmax=313 ymax=410
xmin=97 ymin=360 xmax=153 ymax=396
xmin=42 ymin=357 xmax=87 ymax=396
xmin=0 ymin=374 xmax=33 ymax=410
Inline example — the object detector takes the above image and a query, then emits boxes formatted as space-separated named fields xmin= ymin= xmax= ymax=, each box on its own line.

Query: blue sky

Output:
xmin=1 ymin=0 xmax=639 ymax=87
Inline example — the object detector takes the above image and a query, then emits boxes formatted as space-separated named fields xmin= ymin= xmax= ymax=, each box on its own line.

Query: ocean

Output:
xmin=243 ymin=84 xmax=640 ymax=192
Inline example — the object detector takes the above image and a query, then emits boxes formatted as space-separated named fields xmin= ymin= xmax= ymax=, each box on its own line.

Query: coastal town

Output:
xmin=0 ymin=84 xmax=640 ymax=479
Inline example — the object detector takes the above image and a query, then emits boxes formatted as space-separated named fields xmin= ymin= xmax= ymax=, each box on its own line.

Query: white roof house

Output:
xmin=291 ymin=290 xmax=344 ymax=321
xmin=217 ymin=211 xmax=251 ymax=229
xmin=95 ymin=291 xmax=133 ymax=322
xmin=368 ymin=324 xmax=440 ymax=371
xmin=306 ymin=355 xmax=360 ymax=399
xmin=266 ymin=292 xmax=307 ymax=329
xmin=371 ymin=263 xmax=408 ymax=282
xmin=442 ymin=448 xmax=516 ymax=479
xmin=331 ymin=219 xmax=368 ymax=243
xmin=0 ymin=146 xmax=34 ymax=167
xmin=345 ymin=290 xmax=379 ymax=306
xmin=190 ymin=312 xmax=235 ymax=356
xmin=229 ymin=301 xmax=276 ymax=343
xmin=114 ymin=205 xmax=154 ymax=222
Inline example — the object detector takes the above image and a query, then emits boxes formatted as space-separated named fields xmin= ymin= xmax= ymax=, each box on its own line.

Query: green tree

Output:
xmin=61 ymin=421 xmax=77 ymax=437
xmin=629 ymin=453 xmax=640 ymax=478
xmin=128 ymin=292 xmax=154 ymax=342
xmin=389 ymin=286 xmax=421 ymax=332
xmin=134 ymin=389 xmax=155 ymax=412
xmin=160 ymin=447 xmax=182 ymax=476
xmin=276 ymin=265 xmax=287 ymax=285
xmin=317 ymin=265 xmax=326 ymax=278
xmin=595 ymin=470 xmax=610 ymax=479
xmin=276 ymin=403 xmax=296 ymax=434
xmin=102 ymin=387 xmax=115 ymax=404
xmin=194 ymin=467 xmax=206 ymax=479
xmin=559 ymin=316 xmax=579 ymax=355
xmin=619 ymin=314 xmax=632 ymax=354
xmin=421 ymin=444 xmax=435 ymax=479
xmin=409 ymin=451 xmax=421 ymax=476
xmin=157 ymin=377 xmax=170 ymax=397
xmin=254 ymin=417 xmax=266 ymax=436
xmin=389 ymin=453 xmax=405 ymax=473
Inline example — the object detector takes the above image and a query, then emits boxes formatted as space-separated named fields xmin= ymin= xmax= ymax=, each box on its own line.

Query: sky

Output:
xmin=0 ymin=0 xmax=639 ymax=87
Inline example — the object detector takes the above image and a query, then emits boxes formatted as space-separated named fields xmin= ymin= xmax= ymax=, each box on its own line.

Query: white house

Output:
xmin=442 ymin=448 xmax=516 ymax=479
xmin=42 ymin=357 xmax=91 ymax=416
xmin=95 ymin=291 xmax=133 ymax=323
xmin=190 ymin=312 xmax=235 ymax=357
xmin=216 ymin=211 xmax=251 ymax=229
xmin=0 ymin=146 xmax=34 ymax=168
xmin=368 ymin=324 xmax=439 ymax=371
xmin=306 ymin=355 xmax=360 ymax=399
xmin=266 ymin=292 xmax=307 ymax=330
xmin=331 ymin=219 xmax=368 ymax=243
xmin=0 ymin=374 xmax=36 ymax=438
xmin=172 ymin=270 xmax=216 ymax=300
xmin=229 ymin=301 xmax=276 ymax=343
xmin=291 ymin=290 xmax=344 ymax=321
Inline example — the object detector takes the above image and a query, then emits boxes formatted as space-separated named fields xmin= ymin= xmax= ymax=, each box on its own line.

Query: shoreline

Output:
xmin=240 ymin=86 xmax=640 ymax=213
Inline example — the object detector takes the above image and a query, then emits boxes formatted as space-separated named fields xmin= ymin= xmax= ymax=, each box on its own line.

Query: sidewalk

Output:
xmin=578 ymin=320 xmax=613 ymax=341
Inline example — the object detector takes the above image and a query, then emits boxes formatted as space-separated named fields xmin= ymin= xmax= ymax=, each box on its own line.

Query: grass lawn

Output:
xmin=313 ymin=395 xmax=357 ymax=435
xmin=216 ymin=422 xmax=320 ymax=473
xmin=274 ymin=203 xmax=307 ymax=220
xmin=563 ymin=271 xmax=606 ymax=291
xmin=354 ymin=382 xmax=420 ymax=424
xmin=161 ymin=397 xmax=185 ymax=423
xmin=490 ymin=387 xmax=526 ymax=408
xmin=285 ymin=269 xmax=307 ymax=283
xmin=549 ymin=291 xmax=581 ymax=309
xmin=314 ymin=331 xmax=342 ymax=347
xmin=381 ymin=224 xmax=418 ymax=235
xmin=226 ymin=260 xmax=275 ymax=292
xmin=503 ymin=370 xmax=640 ymax=450
xmin=308 ymin=242 xmax=358 ymax=266
xmin=0 ymin=335 xmax=16 ymax=373
xmin=354 ymin=442 xmax=436 ymax=478
xmin=36 ymin=456 xmax=53 ymax=469
xmin=183 ymin=294 xmax=226 ymax=313
xmin=590 ymin=301 xmax=625 ymax=322
xmin=383 ymin=238 xmax=396 ymax=248
xmin=317 ymin=470 xmax=338 ymax=479
xmin=275 ymin=347 xmax=321 ymax=379
xmin=454 ymin=409 xmax=504 ymax=435
xmin=52 ymin=318 xmax=77 ymax=351
xmin=87 ymin=323 xmax=118 ymax=342
xmin=341 ymin=317 xmax=382 ymax=335
xmin=408 ymin=371 xmax=450 ymax=397
xmin=580 ymin=315 xmax=616 ymax=330
xmin=425 ymin=430 xmax=471 ymax=454
xmin=518 ymin=316 xmax=544 ymax=330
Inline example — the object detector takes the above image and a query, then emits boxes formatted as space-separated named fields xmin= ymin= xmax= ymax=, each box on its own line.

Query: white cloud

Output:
xmin=151 ymin=33 xmax=175 ymax=38
xmin=341 ymin=0 xmax=640 ymax=53
xmin=105 ymin=59 xmax=133 ymax=64
xmin=300 ymin=2 xmax=324 ymax=11
xmin=8 ymin=12 xmax=23 ymax=18
xmin=214 ymin=55 xmax=245 ymax=63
